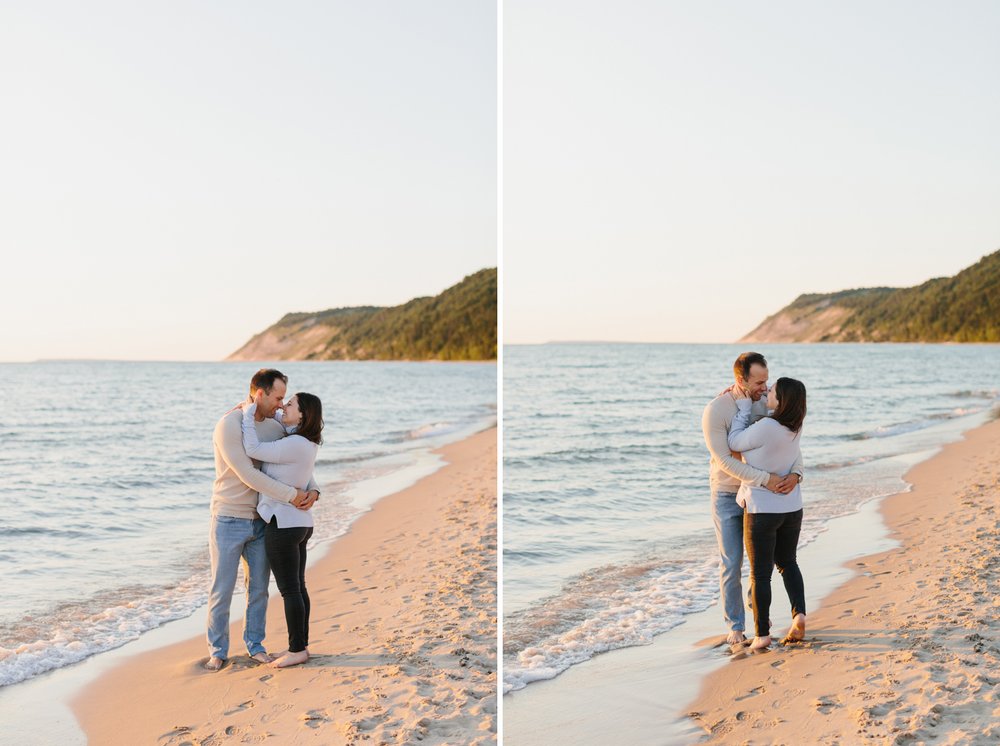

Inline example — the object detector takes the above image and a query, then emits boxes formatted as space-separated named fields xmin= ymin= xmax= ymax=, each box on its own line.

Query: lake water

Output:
xmin=0 ymin=360 xmax=496 ymax=688
xmin=502 ymin=343 xmax=999 ymax=693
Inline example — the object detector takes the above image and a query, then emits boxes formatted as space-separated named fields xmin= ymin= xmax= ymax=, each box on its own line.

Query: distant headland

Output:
xmin=740 ymin=249 xmax=1000 ymax=343
xmin=227 ymin=268 xmax=497 ymax=361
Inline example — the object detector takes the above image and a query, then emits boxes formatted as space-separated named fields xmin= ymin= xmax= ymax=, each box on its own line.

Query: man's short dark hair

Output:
xmin=733 ymin=352 xmax=767 ymax=382
xmin=249 ymin=368 xmax=288 ymax=396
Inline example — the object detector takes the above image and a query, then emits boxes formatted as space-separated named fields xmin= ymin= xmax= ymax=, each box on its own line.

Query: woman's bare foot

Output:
xmin=749 ymin=635 xmax=771 ymax=651
xmin=270 ymin=650 xmax=309 ymax=668
xmin=782 ymin=613 xmax=806 ymax=644
xmin=250 ymin=652 xmax=274 ymax=664
xmin=204 ymin=656 xmax=224 ymax=671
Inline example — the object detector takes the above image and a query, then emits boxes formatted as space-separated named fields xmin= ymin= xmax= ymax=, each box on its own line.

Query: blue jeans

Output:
xmin=711 ymin=489 xmax=745 ymax=632
xmin=207 ymin=515 xmax=270 ymax=660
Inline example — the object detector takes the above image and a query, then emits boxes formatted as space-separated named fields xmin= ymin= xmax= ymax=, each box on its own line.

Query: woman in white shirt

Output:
xmin=241 ymin=392 xmax=323 ymax=668
xmin=728 ymin=377 xmax=807 ymax=651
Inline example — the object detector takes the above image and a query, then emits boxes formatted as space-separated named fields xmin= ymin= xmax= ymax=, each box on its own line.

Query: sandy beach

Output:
xmin=688 ymin=417 xmax=1000 ymax=744
xmin=73 ymin=427 xmax=497 ymax=745
xmin=503 ymin=415 xmax=1000 ymax=745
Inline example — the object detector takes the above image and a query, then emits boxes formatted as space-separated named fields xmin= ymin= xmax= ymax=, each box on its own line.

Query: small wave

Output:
xmin=315 ymin=450 xmax=393 ymax=467
xmin=502 ymin=558 xmax=719 ymax=694
xmin=1 ymin=526 xmax=85 ymax=539
xmin=813 ymin=455 xmax=883 ymax=470
xmin=506 ymin=443 xmax=679 ymax=468
xmin=947 ymin=390 xmax=998 ymax=399
xmin=0 ymin=574 xmax=210 ymax=688
xmin=404 ymin=422 xmax=460 ymax=440
xmin=848 ymin=407 xmax=984 ymax=440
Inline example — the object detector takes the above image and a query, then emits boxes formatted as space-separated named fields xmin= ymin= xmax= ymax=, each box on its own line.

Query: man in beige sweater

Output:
xmin=701 ymin=352 xmax=802 ymax=648
xmin=205 ymin=368 xmax=319 ymax=670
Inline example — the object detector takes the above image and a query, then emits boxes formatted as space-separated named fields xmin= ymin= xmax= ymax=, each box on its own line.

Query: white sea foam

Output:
xmin=0 ymin=575 xmax=210 ymax=688
xmin=406 ymin=421 xmax=461 ymax=440
xmin=503 ymin=558 xmax=720 ymax=693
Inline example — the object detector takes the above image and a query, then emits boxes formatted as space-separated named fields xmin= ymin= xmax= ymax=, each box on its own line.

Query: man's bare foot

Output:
xmin=749 ymin=635 xmax=771 ymax=651
xmin=250 ymin=652 xmax=274 ymax=664
xmin=204 ymin=656 xmax=224 ymax=671
xmin=782 ymin=613 xmax=806 ymax=644
xmin=726 ymin=630 xmax=747 ymax=653
xmin=270 ymin=650 xmax=309 ymax=668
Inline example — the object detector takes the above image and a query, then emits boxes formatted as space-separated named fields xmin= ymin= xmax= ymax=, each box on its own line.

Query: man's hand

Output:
xmin=765 ymin=473 xmax=799 ymax=494
xmin=774 ymin=474 xmax=799 ymax=494
xmin=294 ymin=489 xmax=320 ymax=511
xmin=729 ymin=449 xmax=742 ymax=461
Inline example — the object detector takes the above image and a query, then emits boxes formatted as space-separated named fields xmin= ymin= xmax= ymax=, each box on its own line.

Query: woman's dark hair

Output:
xmin=295 ymin=392 xmax=324 ymax=445
xmin=770 ymin=377 xmax=807 ymax=433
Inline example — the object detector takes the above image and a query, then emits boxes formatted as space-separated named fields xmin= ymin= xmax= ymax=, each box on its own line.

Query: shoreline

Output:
xmin=686 ymin=416 xmax=1000 ymax=743
xmin=0 ymin=415 xmax=493 ymax=692
xmin=0 ymin=427 xmax=496 ymax=745
xmin=503 ymin=417 xmax=998 ymax=744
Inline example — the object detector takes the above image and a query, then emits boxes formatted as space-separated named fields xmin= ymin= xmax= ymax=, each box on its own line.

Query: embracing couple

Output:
xmin=702 ymin=352 xmax=808 ymax=653
xmin=205 ymin=368 xmax=325 ymax=670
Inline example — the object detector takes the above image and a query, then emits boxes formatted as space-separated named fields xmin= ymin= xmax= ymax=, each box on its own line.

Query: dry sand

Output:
xmin=688 ymin=418 xmax=1000 ymax=745
xmin=73 ymin=428 xmax=497 ymax=745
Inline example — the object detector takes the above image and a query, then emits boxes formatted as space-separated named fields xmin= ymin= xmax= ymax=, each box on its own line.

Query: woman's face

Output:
xmin=282 ymin=395 xmax=302 ymax=427
xmin=767 ymin=385 xmax=779 ymax=410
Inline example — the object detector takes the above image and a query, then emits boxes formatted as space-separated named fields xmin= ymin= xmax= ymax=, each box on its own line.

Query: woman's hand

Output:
xmin=730 ymin=384 xmax=750 ymax=401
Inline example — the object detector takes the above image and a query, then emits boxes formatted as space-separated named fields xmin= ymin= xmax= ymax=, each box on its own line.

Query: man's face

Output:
xmin=739 ymin=363 xmax=769 ymax=401
xmin=257 ymin=379 xmax=287 ymax=417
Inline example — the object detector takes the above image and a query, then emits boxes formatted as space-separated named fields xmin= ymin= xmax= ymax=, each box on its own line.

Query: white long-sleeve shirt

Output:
xmin=727 ymin=398 xmax=803 ymax=514
xmin=702 ymin=393 xmax=804 ymax=492
xmin=242 ymin=404 xmax=319 ymax=528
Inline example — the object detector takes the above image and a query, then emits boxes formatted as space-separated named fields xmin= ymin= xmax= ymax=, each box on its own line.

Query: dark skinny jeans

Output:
xmin=744 ymin=509 xmax=806 ymax=638
xmin=265 ymin=519 xmax=313 ymax=653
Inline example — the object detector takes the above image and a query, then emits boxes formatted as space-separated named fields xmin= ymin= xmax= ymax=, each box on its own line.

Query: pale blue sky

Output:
xmin=504 ymin=0 xmax=1000 ymax=343
xmin=1 ymin=1 xmax=496 ymax=361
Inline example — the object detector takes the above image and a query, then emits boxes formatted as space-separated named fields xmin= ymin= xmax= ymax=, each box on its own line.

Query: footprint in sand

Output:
xmin=813 ymin=696 xmax=841 ymax=714
xmin=301 ymin=709 xmax=332 ymax=729
xmin=223 ymin=700 xmax=255 ymax=716
xmin=734 ymin=686 xmax=765 ymax=702
xmin=158 ymin=725 xmax=192 ymax=744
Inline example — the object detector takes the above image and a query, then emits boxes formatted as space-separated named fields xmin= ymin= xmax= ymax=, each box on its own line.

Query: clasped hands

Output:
xmin=292 ymin=489 xmax=320 ymax=511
